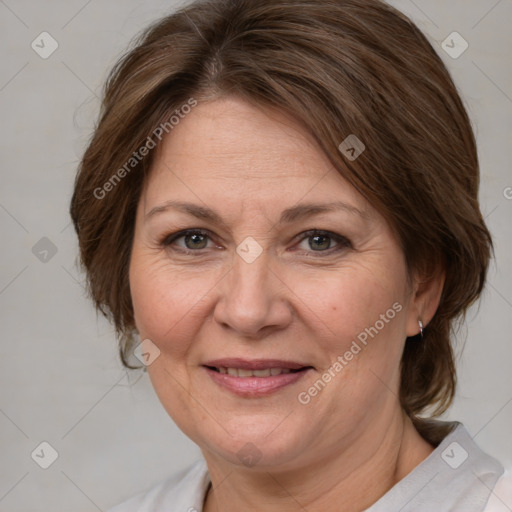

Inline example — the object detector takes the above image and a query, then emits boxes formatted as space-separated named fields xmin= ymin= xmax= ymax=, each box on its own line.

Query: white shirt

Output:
xmin=108 ymin=422 xmax=512 ymax=512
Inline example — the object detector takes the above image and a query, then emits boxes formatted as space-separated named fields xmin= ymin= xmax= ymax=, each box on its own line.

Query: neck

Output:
xmin=202 ymin=412 xmax=434 ymax=512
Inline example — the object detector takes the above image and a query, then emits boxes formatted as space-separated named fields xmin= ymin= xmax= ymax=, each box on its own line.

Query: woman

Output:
xmin=70 ymin=0 xmax=511 ymax=510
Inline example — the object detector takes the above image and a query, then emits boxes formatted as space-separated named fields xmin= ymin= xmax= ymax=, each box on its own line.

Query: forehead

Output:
xmin=142 ymin=96 xmax=371 ymax=217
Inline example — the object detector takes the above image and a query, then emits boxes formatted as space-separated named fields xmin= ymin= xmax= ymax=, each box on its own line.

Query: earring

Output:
xmin=418 ymin=319 xmax=424 ymax=340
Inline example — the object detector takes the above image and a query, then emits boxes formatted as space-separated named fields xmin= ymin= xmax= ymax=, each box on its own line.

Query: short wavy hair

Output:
xmin=70 ymin=0 xmax=492 ymax=440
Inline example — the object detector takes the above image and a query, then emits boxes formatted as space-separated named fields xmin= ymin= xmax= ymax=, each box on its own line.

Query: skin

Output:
xmin=129 ymin=96 xmax=445 ymax=512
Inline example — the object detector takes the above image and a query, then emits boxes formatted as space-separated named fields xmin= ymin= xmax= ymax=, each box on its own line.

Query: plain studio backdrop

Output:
xmin=0 ymin=0 xmax=511 ymax=510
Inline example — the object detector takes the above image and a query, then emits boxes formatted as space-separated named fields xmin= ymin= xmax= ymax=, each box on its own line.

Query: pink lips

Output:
xmin=203 ymin=358 xmax=312 ymax=397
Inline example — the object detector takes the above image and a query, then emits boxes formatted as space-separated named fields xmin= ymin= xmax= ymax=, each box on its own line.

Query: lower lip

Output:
xmin=204 ymin=367 xmax=311 ymax=397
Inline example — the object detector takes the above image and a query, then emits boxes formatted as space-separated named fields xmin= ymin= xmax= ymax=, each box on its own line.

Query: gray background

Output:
xmin=0 ymin=0 xmax=511 ymax=510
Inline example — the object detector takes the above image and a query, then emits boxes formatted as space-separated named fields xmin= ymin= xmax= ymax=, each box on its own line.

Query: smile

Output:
xmin=210 ymin=367 xmax=300 ymax=377
xmin=202 ymin=359 xmax=313 ymax=396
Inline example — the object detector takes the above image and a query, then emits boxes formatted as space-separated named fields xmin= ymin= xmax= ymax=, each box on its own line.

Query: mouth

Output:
xmin=202 ymin=359 xmax=314 ymax=397
xmin=206 ymin=366 xmax=307 ymax=377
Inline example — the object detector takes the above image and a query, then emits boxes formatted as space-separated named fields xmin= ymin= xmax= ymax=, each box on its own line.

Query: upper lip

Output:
xmin=203 ymin=358 xmax=310 ymax=370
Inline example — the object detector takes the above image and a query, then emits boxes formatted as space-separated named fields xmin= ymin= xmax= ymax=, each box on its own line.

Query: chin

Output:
xmin=196 ymin=417 xmax=311 ymax=470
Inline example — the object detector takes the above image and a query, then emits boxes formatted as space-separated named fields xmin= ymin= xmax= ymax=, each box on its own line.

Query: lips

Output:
xmin=202 ymin=358 xmax=313 ymax=396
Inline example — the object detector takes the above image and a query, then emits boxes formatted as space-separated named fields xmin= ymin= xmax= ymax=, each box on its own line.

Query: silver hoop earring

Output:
xmin=418 ymin=319 xmax=424 ymax=340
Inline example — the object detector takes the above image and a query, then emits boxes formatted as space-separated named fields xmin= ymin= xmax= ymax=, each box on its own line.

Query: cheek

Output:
xmin=299 ymin=270 xmax=407 ymax=408
xmin=295 ymin=265 xmax=409 ymax=404
xmin=129 ymin=252 xmax=214 ymax=351
xmin=297 ymin=267 xmax=407 ymax=342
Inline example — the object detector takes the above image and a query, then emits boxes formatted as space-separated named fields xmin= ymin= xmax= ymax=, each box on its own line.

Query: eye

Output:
xmin=162 ymin=229 xmax=214 ymax=252
xmin=160 ymin=228 xmax=350 ymax=256
xmin=295 ymin=230 xmax=351 ymax=254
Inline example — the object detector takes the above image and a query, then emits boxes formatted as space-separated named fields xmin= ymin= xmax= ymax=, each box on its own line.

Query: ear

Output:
xmin=405 ymin=266 xmax=445 ymax=337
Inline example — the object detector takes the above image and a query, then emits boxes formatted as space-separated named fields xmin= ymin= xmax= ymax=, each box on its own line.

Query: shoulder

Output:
xmin=106 ymin=458 xmax=210 ymax=512
xmin=365 ymin=421 xmax=508 ymax=511
xmin=483 ymin=469 xmax=512 ymax=512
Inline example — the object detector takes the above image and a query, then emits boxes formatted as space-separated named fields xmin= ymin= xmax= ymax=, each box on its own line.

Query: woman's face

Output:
xmin=129 ymin=96 xmax=426 ymax=469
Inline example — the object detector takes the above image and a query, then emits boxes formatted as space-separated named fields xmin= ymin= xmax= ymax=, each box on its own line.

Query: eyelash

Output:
xmin=160 ymin=229 xmax=352 ymax=256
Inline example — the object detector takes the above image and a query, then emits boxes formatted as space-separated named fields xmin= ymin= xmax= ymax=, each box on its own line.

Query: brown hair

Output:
xmin=70 ymin=0 xmax=492 ymax=437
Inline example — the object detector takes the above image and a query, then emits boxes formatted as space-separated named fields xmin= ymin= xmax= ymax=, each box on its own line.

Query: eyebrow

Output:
xmin=145 ymin=200 xmax=369 ymax=225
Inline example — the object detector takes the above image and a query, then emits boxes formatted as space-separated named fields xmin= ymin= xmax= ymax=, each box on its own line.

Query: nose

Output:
xmin=213 ymin=249 xmax=293 ymax=338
